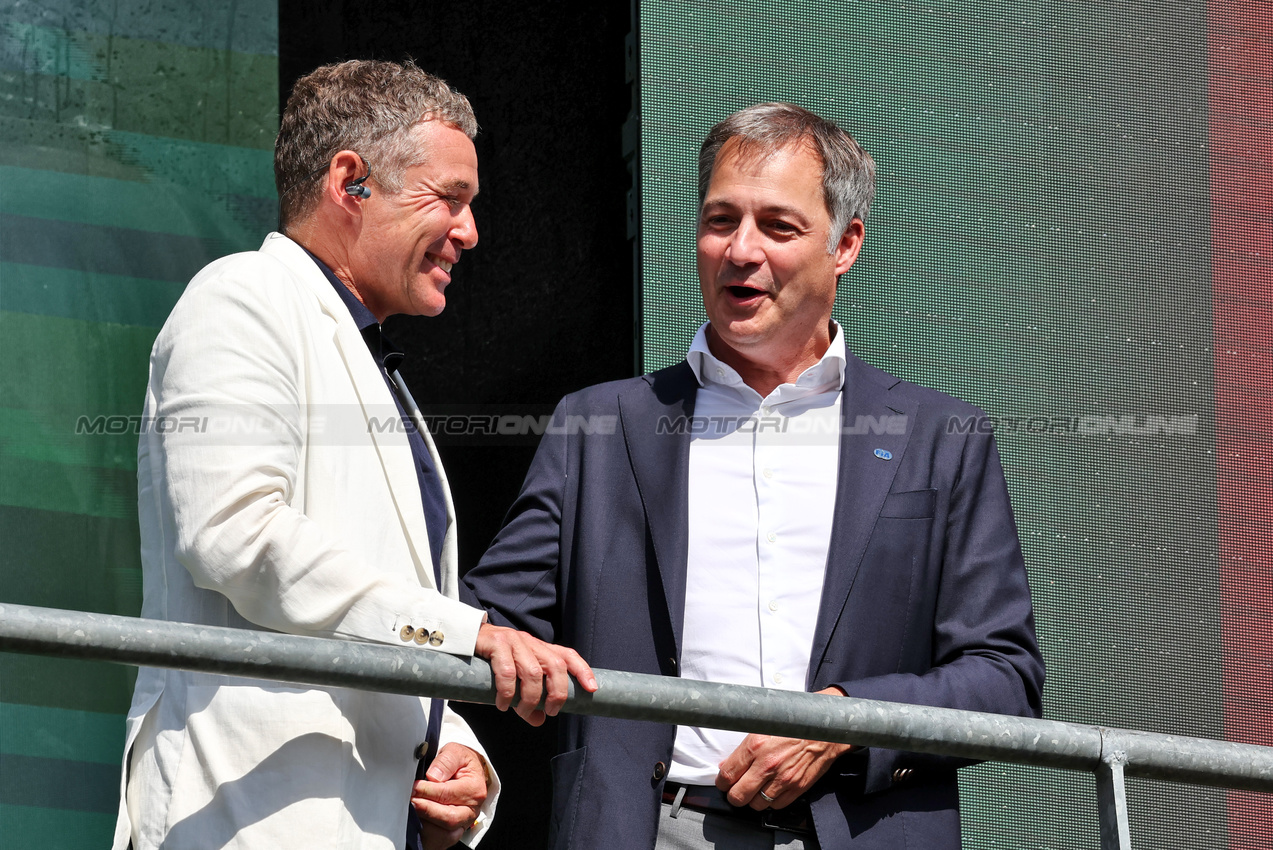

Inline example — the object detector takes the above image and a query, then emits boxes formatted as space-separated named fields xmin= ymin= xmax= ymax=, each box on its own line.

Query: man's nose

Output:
xmin=724 ymin=219 xmax=762 ymax=265
xmin=453 ymin=206 xmax=478 ymax=249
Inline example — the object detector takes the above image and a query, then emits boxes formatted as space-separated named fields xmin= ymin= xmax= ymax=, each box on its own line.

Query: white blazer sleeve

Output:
xmin=145 ymin=251 xmax=485 ymax=654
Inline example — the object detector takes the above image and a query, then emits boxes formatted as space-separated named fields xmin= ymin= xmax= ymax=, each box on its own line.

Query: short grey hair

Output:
xmin=275 ymin=59 xmax=478 ymax=229
xmin=698 ymin=103 xmax=876 ymax=252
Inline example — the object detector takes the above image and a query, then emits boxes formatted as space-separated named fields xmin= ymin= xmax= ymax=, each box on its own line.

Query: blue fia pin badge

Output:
xmin=873 ymin=448 xmax=893 ymax=460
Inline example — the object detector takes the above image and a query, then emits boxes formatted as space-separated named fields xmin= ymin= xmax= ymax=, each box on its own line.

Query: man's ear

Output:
xmin=324 ymin=150 xmax=368 ymax=216
xmin=833 ymin=218 xmax=865 ymax=276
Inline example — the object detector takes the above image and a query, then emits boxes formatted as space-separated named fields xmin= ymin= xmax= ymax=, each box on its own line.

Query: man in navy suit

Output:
xmin=463 ymin=103 xmax=1044 ymax=849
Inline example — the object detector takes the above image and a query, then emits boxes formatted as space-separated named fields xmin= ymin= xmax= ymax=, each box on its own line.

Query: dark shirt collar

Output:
xmin=303 ymin=248 xmax=405 ymax=373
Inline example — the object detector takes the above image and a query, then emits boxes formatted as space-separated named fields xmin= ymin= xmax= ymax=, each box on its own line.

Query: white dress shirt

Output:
xmin=668 ymin=322 xmax=846 ymax=785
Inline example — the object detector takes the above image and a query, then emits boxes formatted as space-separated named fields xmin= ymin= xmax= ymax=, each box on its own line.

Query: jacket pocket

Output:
xmin=879 ymin=488 xmax=937 ymax=519
xmin=548 ymin=746 xmax=589 ymax=850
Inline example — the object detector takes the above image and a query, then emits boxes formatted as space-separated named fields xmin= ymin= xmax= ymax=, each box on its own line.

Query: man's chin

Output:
xmin=710 ymin=315 xmax=767 ymax=342
xmin=706 ymin=319 xmax=770 ymax=359
xmin=410 ymin=284 xmax=447 ymax=317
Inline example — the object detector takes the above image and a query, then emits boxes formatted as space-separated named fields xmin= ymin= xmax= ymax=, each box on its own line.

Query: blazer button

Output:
xmin=651 ymin=761 xmax=666 ymax=782
xmin=399 ymin=625 xmax=415 ymax=642
xmin=414 ymin=629 xmax=430 ymax=645
xmin=429 ymin=630 xmax=445 ymax=646
xmin=892 ymin=768 xmax=914 ymax=782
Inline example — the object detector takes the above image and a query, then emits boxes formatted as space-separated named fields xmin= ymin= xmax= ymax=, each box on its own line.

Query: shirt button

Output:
xmin=762 ymin=468 xmax=774 ymax=479
xmin=768 ymin=600 xmax=779 ymax=612
xmin=399 ymin=625 xmax=415 ymax=642
xmin=766 ymin=531 xmax=776 ymax=543
xmin=773 ymin=673 xmax=784 ymax=685
xmin=428 ymin=630 xmax=445 ymax=646
xmin=414 ymin=629 xmax=429 ymax=645
xmin=761 ymin=405 xmax=772 ymax=415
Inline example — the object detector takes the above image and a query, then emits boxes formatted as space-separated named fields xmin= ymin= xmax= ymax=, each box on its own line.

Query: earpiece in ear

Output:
xmin=345 ymin=157 xmax=372 ymax=199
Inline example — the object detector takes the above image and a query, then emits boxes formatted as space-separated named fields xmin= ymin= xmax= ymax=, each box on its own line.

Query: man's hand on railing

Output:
xmin=411 ymin=742 xmax=488 ymax=850
xmin=715 ymin=685 xmax=857 ymax=810
xmin=474 ymin=623 xmax=599 ymax=726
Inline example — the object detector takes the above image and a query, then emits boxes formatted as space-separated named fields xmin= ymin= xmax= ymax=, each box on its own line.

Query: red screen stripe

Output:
xmin=1210 ymin=3 xmax=1273 ymax=845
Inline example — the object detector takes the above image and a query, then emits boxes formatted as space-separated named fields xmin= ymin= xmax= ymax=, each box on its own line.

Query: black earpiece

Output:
xmin=345 ymin=177 xmax=371 ymax=199
xmin=344 ymin=157 xmax=372 ymax=199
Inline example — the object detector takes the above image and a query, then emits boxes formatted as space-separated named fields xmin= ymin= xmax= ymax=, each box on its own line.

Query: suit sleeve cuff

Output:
xmin=386 ymin=593 xmax=486 ymax=656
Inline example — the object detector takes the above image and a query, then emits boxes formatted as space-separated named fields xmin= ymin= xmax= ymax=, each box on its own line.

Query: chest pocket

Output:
xmin=879 ymin=488 xmax=936 ymax=519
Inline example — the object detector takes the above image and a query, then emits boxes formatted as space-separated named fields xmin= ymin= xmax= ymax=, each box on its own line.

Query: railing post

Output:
xmin=1097 ymin=730 xmax=1132 ymax=850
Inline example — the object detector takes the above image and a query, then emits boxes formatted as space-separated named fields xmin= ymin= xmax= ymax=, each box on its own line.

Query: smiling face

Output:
xmin=346 ymin=120 xmax=479 ymax=321
xmin=696 ymin=139 xmax=862 ymax=389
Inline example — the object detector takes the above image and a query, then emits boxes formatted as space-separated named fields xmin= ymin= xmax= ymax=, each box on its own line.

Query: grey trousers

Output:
xmin=655 ymin=800 xmax=821 ymax=850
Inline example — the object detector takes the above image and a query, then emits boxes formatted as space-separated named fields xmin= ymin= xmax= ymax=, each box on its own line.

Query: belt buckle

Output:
xmin=759 ymin=807 xmax=811 ymax=836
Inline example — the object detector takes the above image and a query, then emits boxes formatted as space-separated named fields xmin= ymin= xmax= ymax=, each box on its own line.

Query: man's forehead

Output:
xmin=402 ymin=122 xmax=480 ymax=194
xmin=702 ymin=138 xmax=824 ymax=211
xmin=713 ymin=136 xmax=821 ymax=179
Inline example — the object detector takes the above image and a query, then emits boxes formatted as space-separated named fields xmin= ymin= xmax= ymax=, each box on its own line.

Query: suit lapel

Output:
xmin=618 ymin=363 xmax=697 ymax=655
xmin=807 ymin=354 xmax=917 ymax=683
xmin=259 ymin=234 xmax=436 ymax=590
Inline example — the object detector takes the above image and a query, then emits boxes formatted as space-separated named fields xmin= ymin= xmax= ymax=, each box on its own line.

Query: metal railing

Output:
xmin=2 ymin=601 xmax=1270 ymax=849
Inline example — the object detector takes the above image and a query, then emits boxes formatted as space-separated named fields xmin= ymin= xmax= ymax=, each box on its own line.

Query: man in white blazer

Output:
xmin=114 ymin=60 xmax=595 ymax=850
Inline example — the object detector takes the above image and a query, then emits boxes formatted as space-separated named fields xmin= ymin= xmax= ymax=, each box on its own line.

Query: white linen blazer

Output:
xmin=113 ymin=233 xmax=499 ymax=849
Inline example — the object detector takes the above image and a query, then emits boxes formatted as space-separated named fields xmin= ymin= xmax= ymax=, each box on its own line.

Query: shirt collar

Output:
xmin=305 ymin=249 xmax=405 ymax=373
xmin=686 ymin=320 xmax=847 ymax=400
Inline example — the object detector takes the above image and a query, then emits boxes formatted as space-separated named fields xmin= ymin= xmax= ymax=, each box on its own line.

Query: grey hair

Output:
xmin=275 ymin=59 xmax=478 ymax=229
xmin=698 ymin=103 xmax=876 ymax=252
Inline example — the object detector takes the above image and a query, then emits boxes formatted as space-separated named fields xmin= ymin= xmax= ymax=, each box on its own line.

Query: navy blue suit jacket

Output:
xmin=463 ymin=353 xmax=1044 ymax=849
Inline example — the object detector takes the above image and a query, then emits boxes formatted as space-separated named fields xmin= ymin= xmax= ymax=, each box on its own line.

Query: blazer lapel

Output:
xmin=807 ymin=354 xmax=917 ymax=683
xmin=618 ymin=363 xmax=697 ymax=655
xmin=259 ymin=234 xmax=436 ymax=590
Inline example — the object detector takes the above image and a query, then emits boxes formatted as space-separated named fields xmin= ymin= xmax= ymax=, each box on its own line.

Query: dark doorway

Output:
xmin=280 ymin=2 xmax=635 ymax=844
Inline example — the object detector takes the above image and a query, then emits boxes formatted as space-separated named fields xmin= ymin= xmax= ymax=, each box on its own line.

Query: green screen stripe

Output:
xmin=0 ymin=118 xmax=278 ymax=204
xmin=0 ymin=165 xmax=275 ymax=240
xmin=0 ymin=505 xmax=141 ymax=614
xmin=0 ymin=702 xmax=125 ymax=765
xmin=2 ymin=56 xmax=278 ymax=151
xmin=0 ymin=214 xmax=224 ymax=283
xmin=0 ymin=804 xmax=116 ymax=847
xmin=0 ymin=313 xmax=156 ymax=413
xmin=0 ymin=21 xmax=102 ymax=80
xmin=6 ymin=0 xmax=277 ymax=56
xmin=0 ymin=405 xmax=141 ymax=472
xmin=1 ymin=20 xmax=278 ymax=82
xmin=0 ymin=456 xmax=137 ymax=520
xmin=0 ymin=753 xmax=119 ymax=813
xmin=0 ymin=656 xmax=136 ymax=715
xmin=1 ymin=263 xmax=185 ymax=327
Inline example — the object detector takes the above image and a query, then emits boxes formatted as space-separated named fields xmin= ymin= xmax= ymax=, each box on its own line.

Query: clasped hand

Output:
xmin=714 ymin=686 xmax=855 ymax=810
xmin=411 ymin=743 xmax=487 ymax=850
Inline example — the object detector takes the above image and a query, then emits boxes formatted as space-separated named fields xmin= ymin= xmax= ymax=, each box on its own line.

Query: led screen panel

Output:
xmin=0 ymin=2 xmax=278 ymax=843
xmin=639 ymin=2 xmax=1271 ymax=845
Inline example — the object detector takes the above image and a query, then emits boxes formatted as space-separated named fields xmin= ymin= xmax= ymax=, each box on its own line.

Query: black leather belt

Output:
xmin=661 ymin=782 xmax=815 ymax=837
